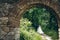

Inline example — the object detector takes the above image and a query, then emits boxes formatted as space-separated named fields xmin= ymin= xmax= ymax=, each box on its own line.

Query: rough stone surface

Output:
xmin=0 ymin=0 xmax=60 ymax=40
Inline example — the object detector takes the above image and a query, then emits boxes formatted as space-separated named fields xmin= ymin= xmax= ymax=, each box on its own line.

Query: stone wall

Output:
xmin=0 ymin=3 xmax=20 ymax=40
xmin=0 ymin=0 xmax=60 ymax=40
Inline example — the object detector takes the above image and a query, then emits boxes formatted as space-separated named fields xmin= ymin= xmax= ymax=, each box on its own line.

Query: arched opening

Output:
xmin=20 ymin=4 xmax=58 ymax=40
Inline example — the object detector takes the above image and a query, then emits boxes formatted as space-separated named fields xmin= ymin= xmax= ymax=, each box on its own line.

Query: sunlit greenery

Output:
xmin=20 ymin=6 xmax=58 ymax=40
xmin=20 ymin=18 xmax=43 ymax=40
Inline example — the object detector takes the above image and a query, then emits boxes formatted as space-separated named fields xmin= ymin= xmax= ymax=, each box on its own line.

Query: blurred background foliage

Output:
xmin=20 ymin=6 xmax=58 ymax=40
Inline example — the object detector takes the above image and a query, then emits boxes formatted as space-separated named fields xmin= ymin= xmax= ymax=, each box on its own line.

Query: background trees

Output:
xmin=20 ymin=6 xmax=58 ymax=40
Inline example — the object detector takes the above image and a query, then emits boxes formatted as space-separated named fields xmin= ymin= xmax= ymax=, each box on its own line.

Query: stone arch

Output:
xmin=9 ymin=1 xmax=60 ymax=27
xmin=19 ymin=3 xmax=59 ymax=20
xmin=19 ymin=3 xmax=59 ymax=39
xmin=7 ymin=0 xmax=60 ymax=40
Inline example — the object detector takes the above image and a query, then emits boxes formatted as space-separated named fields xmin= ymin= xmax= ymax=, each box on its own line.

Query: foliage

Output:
xmin=23 ymin=7 xmax=58 ymax=40
xmin=20 ymin=18 xmax=42 ymax=40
